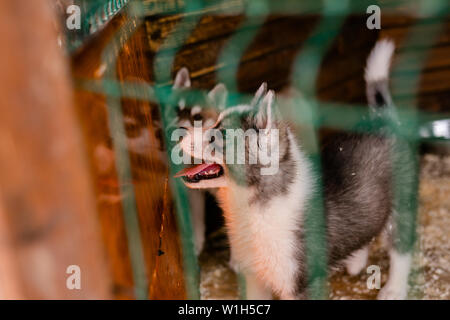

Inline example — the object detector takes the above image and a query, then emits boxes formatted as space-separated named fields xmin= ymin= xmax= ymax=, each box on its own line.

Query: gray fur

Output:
xmin=216 ymin=66 xmax=414 ymax=299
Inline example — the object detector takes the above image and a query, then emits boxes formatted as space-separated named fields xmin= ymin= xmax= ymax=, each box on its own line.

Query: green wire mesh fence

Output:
xmin=72 ymin=0 xmax=449 ymax=299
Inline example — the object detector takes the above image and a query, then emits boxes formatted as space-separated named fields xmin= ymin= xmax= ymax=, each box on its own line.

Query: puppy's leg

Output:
xmin=345 ymin=245 xmax=369 ymax=276
xmin=378 ymin=139 xmax=417 ymax=300
xmin=377 ymin=248 xmax=411 ymax=300
xmin=245 ymin=273 xmax=272 ymax=300
xmin=228 ymin=247 xmax=240 ymax=273
xmin=189 ymin=189 xmax=205 ymax=256
xmin=378 ymin=211 xmax=414 ymax=300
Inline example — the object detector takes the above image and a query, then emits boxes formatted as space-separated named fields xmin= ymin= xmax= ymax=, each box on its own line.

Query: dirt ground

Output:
xmin=198 ymin=154 xmax=450 ymax=300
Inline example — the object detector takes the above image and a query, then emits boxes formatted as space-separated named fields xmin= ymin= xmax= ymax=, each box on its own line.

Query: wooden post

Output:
xmin=0 ymin=1 xmax=111 ymax=299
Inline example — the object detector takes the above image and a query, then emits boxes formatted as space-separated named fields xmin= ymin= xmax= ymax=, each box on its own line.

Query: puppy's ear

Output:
xmin=208 ymin=83 xmax=228 ymax=111
xmin=255 ymin=90 xmax=276 ymax=130
xmin=250 ymin=82 xmax=268 ymax=108
xmin=173 ymin=67 xmax=191 ymax=89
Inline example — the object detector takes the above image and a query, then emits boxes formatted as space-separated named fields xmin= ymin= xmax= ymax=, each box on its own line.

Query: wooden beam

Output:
xmin=0 ymin=0 xmax=111 ymax=299
xmin=72 ymin=12 xmax=187 ymax=299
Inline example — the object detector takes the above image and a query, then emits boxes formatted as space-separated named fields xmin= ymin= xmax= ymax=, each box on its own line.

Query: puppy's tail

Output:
xmin=365 ymin=39 xmax=395 ymax=110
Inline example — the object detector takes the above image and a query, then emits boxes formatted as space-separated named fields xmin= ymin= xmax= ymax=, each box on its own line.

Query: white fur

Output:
xmin=345 ymin=245 xmax=369 ymax=276
xmin=217 ymin=130 xmax=314 ymax=299
xmin=174 ymin=68 xmax=191 ymax=89
xmin=378 ymin=249 xmax=411 ymax=300
xmin=217 ymin=104 xmax=253 ymax=124
xmin=191 ymin=106 xmax=202 ymax=116
xmin=250 ymin=83 xmax=268 ymax=107
xmin=365 ymin=39 xmax=395 ymax=82
xmin=245 ymin=273 xmax=272 ymax=300
xmin=188 ymin=189 xmax=206 ymax=256
xmin=228 ymin=248 xmax=240 ymax=273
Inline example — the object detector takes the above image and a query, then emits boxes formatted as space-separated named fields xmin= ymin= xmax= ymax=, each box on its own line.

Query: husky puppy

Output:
xmin=175 ymin=40 xmax=414 ymax=299
xmin=172 ymin=67 xmax=226 ymax=255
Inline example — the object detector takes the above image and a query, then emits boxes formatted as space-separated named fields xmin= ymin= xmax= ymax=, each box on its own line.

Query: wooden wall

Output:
xmin=149 ymin=11 xmax=449 ymax=113
xmin=72 ymin=14 xmax=186 ymax=299
xmin=1 ymin=0 xmax=444 ymax=300
xmin=70 ymin=2 xmax=449 ymax=299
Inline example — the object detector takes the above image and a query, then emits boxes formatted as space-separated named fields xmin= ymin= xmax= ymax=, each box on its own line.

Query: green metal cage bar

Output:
xmin=290 ymin=0 xmax=350 ymax=299
xmin=387 ymin=0 xmax=448 ymax=297
xmin=152 ymin=0 xmax=205 ymax=300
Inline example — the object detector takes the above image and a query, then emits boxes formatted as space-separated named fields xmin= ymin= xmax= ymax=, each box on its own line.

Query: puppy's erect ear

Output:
xmin=255 ymin=90 xmax=276 ymax=130
xmin=250 ymin=82 xmax=268 ymax=108
xmin=208 ymin=83 xmax=228 ymax=111
xmin=173 ymin=67 xmax=191 ymax=89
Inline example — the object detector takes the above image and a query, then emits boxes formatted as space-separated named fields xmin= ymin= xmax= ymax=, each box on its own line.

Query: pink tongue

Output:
xmin=174 ymin=163 xmax=221 ymax=178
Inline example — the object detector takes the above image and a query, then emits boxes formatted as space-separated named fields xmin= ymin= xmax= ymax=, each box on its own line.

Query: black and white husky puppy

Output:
xmin=172 ymin=68 xmax=226 ymax=255
xmin=175 ymin=40 xmax=415 ymax=299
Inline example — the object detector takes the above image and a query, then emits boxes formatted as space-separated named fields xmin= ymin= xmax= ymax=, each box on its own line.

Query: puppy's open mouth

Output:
xmin=174 ymin=163 xmax=223 ymax=183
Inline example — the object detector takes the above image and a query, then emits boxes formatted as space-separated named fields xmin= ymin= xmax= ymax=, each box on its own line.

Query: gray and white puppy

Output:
xmin=172 ymin=68 xmax=226 ymax=255
xmin=175 ymin=39 xmax=414 ymax=299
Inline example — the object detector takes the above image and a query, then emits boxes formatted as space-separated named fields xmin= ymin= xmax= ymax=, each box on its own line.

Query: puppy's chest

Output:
xmin=220 ymin=188 xmax=302 ymax=293
xmin=227 ymin=201 xmax=284 ymax=248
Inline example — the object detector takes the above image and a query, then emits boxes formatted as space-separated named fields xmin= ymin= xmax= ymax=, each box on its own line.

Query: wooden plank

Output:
xmin=146 ymin=14 xmax=378 ymax=97
xmin=73 ymin=13 xmax=137 ymax=299
xmin=394 ymin=67 xmax=450 ymax=96
xmin=0 ymin=0 xmax=111 ymax=299
xmin=141 ymin=1 xmax=449 ymax=113
xmin=316 ymin=16 xmax=380 ymax=103
xmin=146 ymin=14 xmax=244 ymax=52
xmin=395 ymin=45 xmax=450 ymax=72
xmin=116 ymin=22 xmax=187 ymax=299
xmin=396 ymin=90 xmax=450 ymax=113
xmin=148 ymin=15 xmax=319 ymax=90
xmin=72 ymin=13 xmax=187 ymax=299
xmin=379 ymin=17 xmax=450 ymax=112
xmin=316 ymin=17 xmax=450 ymax=111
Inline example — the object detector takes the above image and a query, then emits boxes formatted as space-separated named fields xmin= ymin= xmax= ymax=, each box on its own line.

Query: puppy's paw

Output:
xmin=346 ymin=258 xmax=366 ymax=276
xmin=345 ymin=247 xmax=369 ymax=276
xmin=377 ymin=282 xmax=408 ymax=300
xmin=378 ymin=250 xmax=411 ymax=300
